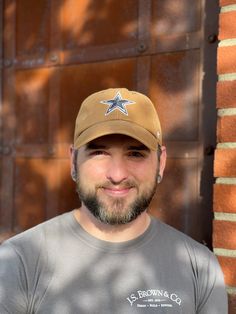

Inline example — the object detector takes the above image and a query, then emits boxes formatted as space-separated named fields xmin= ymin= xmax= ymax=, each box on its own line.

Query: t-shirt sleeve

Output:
xmin=0 ymin=242 xmax=28 ymax=313
xmin=197 ymin=251 xmax=228 ymax=314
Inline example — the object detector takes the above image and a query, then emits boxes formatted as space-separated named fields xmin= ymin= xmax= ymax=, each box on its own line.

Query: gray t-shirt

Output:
xmin=0 ymin=211 xmax=227 ymax=314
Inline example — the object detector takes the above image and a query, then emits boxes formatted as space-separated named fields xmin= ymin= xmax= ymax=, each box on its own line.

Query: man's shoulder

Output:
xmin=152 ymin=216 xmax=214 ymax=258
xmin=2 ymin=211 xmax=73 ymax=253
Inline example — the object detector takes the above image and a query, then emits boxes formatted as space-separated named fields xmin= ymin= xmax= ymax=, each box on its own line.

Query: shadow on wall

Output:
xmin=0 ymin=0 xmax=219 ymax=247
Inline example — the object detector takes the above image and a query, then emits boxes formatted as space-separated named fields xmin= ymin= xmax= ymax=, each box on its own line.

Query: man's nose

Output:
xmin=106 ymin=157 xmax=129 ymax=184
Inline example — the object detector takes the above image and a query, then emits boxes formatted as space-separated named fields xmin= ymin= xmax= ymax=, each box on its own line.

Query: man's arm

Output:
xmin=0 ymin=242 xmax=28 ymax=313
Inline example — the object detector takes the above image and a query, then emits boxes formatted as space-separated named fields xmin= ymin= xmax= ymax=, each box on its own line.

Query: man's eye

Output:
xmin=129 ymin=151 xmax=144 ymax=158
xmin=90 ymin=150 xmax=107 ymax=156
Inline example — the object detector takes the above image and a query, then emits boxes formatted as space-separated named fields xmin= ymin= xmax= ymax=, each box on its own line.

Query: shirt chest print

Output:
xmin=126 ymin=288 xmax=182 ymax=310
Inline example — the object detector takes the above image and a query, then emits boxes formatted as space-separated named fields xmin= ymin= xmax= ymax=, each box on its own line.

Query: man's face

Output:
xmin=73 ymin=134 xmax=162 ymax=225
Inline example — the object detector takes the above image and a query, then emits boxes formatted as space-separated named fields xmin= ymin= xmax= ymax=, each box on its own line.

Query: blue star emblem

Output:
xmin=100 ymin=91 xmax=135 ymax=116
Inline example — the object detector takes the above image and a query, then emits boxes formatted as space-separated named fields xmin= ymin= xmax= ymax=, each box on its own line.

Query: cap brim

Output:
xmin=74 ymin=120 xmax=159 ymax=151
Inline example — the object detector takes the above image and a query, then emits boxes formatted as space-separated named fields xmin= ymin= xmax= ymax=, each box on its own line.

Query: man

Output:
xmin=0 ymin=88 xmax=227 ymax=313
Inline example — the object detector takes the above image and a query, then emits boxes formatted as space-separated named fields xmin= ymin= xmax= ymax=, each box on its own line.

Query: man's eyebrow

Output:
xmin=85 ymin=143 xmax=107 ymax=150
xmin=84 ymin=143 xmax=149 ymax=151
xmin=127 ymin=145 xmax=149 ymax=151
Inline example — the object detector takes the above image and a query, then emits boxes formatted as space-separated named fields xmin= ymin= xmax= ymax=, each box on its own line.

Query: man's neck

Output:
xmin=73 ymin=207 xmax=151 ymax=242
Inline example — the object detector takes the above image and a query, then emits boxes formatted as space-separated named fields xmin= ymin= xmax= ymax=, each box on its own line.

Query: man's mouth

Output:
xmin=101 ymin=186 xmax=133 ymax=197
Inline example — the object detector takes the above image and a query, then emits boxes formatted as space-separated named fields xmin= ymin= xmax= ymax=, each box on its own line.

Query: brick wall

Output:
xmin=214 ymin=1 xmax=236 ymax=313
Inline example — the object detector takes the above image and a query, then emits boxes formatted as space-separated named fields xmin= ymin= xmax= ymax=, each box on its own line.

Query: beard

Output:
xmin=76 ymin=172 xmax=158 ymax=225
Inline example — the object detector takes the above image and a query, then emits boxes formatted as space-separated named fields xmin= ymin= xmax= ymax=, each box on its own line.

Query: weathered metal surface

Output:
xmin=0 ymin=0 xmax=218 ymax=246
xmin=3 ymin=0 xmax=202 ymax=70
xmin=150 ymin=50 xmax=200 ymax=142
xmin=0 ymin=0 xmax=3 ymax=232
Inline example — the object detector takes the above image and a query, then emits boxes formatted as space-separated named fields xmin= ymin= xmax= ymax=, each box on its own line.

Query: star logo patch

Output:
xmin=100 ymin=91 xmax=135 ymax=116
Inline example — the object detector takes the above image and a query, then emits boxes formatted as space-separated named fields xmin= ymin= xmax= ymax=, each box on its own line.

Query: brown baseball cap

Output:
xmin=74 ymin=88 xmax=162 ymax=151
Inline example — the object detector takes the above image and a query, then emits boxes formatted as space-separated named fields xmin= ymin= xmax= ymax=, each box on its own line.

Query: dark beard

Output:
xmin=76 ymin=176 xmax=157 ymax=225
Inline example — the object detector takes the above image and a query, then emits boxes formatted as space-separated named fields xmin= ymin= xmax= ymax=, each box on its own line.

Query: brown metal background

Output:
xmin=0 ymin=0 xmax=218 ymax=246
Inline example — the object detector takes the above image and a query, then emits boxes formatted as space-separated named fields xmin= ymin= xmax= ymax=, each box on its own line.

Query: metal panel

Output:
xmin=0 ymin=0 xmax=16 ymax=239
xmin=150 ymin=50 xmax=200 ymax=141
xmin=150 ymin=158 xmax=199 ymax=236
xmin=0 ymin=0 xmax=218 ymax=247
xmin=0 ymin=0 xmax=3 ymax=229
xmin=15 ymin=0 xmax=50 ymax=67
xmin=14 ymin=158 xmax=48 ymax=230
xmin=15 ymin=69 xmax=51 ymax=144
xmin=152 ymin=0 xmax=201 ymax=35
xmin=61 ymin=0 xmax=139 ymax=48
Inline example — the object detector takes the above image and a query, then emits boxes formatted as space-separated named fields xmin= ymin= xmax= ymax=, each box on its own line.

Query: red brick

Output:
xmin=214 ymin=184 xmax=236 ymax=213
xmin=218 ymin=46 xmax=236 ymax=74
xmin=213 ymin=220 xmax=236 ymax=249
xmin=217 ymin=256 xmax=236 ymax=286
xmin=220 ymin=0 xmax=236 ymax=5
xmin=214 ymin=149 xmax=236 ymax=177
xmin=219 ymin=11 xmax=236 ymax=40
xmin=228 ymin=293 xmax=236 ymax=314
xmin=217 ymin=81 xmax=236 ymax=108
xmin=217 ymin=116 xmax=236 ymax=142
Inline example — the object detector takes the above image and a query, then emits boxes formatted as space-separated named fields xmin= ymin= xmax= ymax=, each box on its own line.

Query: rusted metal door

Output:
xmin=0 ymin=0 xmax=218 ymax=246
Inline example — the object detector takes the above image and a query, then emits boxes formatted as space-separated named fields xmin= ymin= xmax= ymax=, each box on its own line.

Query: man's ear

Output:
xmin=70 ymin=145 xmax=77 ymax=182
xmin=159 ymin=146 xmax=167 ymax=178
